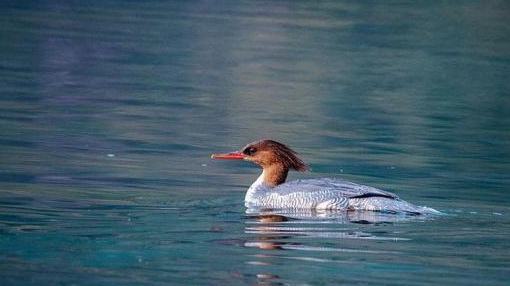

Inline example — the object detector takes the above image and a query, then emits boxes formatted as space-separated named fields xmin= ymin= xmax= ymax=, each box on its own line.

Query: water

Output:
xmin=1 ymin=0 xmax=510 ymax=285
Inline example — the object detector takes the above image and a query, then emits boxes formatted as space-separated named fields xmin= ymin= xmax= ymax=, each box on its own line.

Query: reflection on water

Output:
xmin=244 ymin=210 xmax=423 ymax=253
xmin=241 ymin=209 xmax=435 ymax=285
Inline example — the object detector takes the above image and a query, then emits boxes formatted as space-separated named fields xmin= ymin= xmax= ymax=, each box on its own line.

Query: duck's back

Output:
xmin=275 ymin=178 xmax=398 ymax=199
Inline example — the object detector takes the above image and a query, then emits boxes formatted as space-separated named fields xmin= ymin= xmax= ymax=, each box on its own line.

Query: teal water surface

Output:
xmin=1 ymin=1 xmax=510 ymax=285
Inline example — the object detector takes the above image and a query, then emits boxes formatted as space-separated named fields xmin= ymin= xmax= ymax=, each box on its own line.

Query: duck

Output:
xmin=212 ymin=139 xmax=439 ymax=214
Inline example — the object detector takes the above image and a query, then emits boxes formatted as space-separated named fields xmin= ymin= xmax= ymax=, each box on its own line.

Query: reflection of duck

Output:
xmin=212 ymin=139 xmax=438 ymax=214
xmin=243 ymin=210 xmax=415 ymax=254
xmin=236 ymin=209 xmax=427 ymax=284
xmin=245 ymin=208 xmax=432 ymax=224
xmin=245 ymin=209 xmax=430 ymax=240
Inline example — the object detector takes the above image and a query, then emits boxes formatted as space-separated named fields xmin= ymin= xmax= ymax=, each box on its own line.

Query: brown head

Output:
xmin=211 ymin=139 xmax=309 ymax=186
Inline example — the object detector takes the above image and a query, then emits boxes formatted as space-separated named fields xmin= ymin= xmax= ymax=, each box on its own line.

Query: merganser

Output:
xmin=211 ymin=139 xmax=439 ymax=214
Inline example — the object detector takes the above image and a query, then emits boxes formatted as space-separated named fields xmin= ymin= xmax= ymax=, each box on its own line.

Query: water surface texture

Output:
xmin=1 ymin=1 xmax=510 ymax=285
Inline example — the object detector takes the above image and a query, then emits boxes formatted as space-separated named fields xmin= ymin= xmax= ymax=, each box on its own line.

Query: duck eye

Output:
xmin=244 ymin=147 xmax=257 ymax=155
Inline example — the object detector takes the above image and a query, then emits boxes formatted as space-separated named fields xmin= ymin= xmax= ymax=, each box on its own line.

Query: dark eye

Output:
xmin=244 ymin=147 xmax=257 ymax=155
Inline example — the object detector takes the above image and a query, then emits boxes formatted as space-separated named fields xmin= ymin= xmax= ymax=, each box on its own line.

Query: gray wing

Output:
xmin=274 ymin=178 xmax=399 ymax=199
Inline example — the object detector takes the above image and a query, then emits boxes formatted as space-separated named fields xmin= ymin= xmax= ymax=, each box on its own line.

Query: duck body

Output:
xmin=245 ymin=173 xmax=437 ymax=214
xmin=212 ymin=139 xmax=439 ymax=214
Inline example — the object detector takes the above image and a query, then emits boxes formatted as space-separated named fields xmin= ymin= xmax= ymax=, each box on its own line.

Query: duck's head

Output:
xmin=211 ymin=139 xmax=309 ymax=172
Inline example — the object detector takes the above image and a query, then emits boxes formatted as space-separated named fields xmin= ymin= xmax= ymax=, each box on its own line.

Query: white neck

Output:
xmin=245 ymin=171 xmax=271 ymax=207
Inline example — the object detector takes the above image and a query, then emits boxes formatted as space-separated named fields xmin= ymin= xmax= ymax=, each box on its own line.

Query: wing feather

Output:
xmin=273 ymin=178 xmax=399 ymax=199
